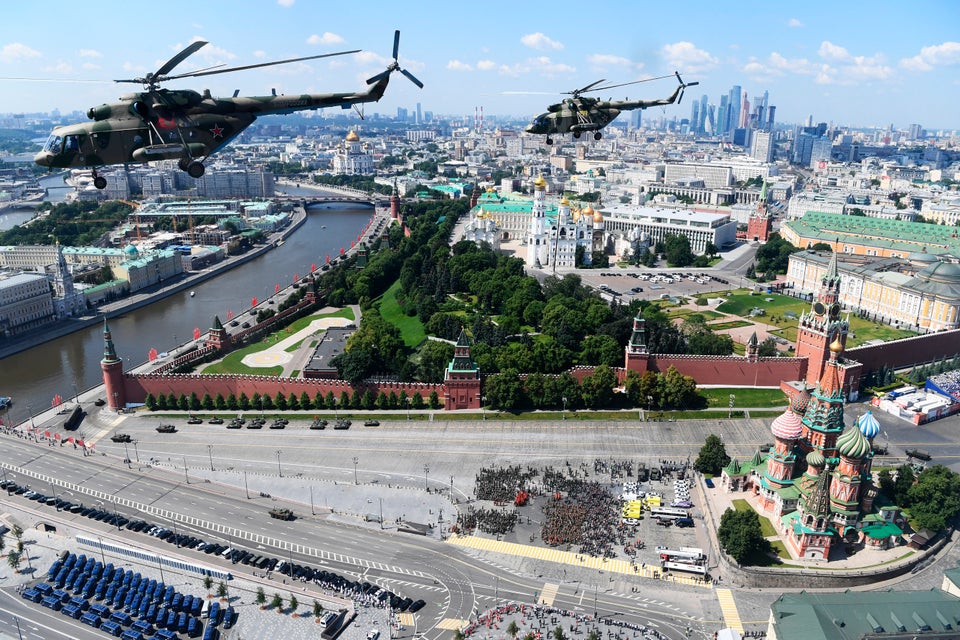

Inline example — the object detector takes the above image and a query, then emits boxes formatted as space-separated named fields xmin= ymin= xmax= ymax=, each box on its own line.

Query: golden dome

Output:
xmin=572 ymin=209 xmax=581 ymax=222
xmin=533 ymin=175 xmax=547 ymax=189
xmin=593 ymin=209 xmax=603 ymax=223
xmin=486 ymin=186 xmax=496 ymax=193
xmin=829 ymin=336 xmax=844 ymax=353
xmin=582 ymin=205 xmax=594 ymax=218
xmin=345 ymin=130 xmax=359 ymax=142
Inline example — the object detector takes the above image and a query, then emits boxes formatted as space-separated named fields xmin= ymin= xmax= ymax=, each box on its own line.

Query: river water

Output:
xmin=0 ymin=181 xmax=373 ymax=420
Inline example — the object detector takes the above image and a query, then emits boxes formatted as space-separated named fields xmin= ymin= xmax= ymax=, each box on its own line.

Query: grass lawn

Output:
xmin=700 ymin=388 xmax=788 ymax=408
xmin=201 ymin=341 xmax=283 ymax=376
xmin=708 ymin=319 xmax=754 ymax=331
xmin=666 ymin=308 xmax=724 ymax=320
xmin=731 ymin=499 xmax=778 ymax=537
xmin=716 ymin=292 xmax=808 ymax=317
xmin=769 ymin=540 xmax=791 ymax=560
xmin=378 ymin=280 xmax=427 ymax=348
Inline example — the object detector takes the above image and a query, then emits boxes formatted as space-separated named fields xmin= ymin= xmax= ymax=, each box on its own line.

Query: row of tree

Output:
xmin=144 ymin=388 xmax=442 ymax=412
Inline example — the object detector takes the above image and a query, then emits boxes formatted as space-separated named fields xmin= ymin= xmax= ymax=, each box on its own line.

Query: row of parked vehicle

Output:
xmin=4 ymin=475 xmax=429 ymax=618
xmin=21 ymin=551 xmax=234 ymax=640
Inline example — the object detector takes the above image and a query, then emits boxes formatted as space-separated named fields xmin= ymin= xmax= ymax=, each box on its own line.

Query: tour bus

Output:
xmin=649 ymin=506 xmax=689 ymax=520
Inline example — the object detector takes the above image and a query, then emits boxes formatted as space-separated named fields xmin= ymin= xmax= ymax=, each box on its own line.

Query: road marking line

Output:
xmin=435 ymin=618 xmax=467 ymax=630
xmin=539 ymin=582 xmax=559 ymax=606
xmin=715 ymin=588 xmax=744 ymax=634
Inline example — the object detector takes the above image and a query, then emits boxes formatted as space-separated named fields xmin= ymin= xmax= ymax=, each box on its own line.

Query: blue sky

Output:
xmin=1 ymin=1 xmax=959 ymax=130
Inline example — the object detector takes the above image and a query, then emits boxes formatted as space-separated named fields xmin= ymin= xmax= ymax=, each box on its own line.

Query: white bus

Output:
xmin=656 ymin=546 xmax=706 ymax=563
xmin=649 ymin=507 xmax=689 ymax=520
xmin=661 ymin=560 xmax=707 ymax=575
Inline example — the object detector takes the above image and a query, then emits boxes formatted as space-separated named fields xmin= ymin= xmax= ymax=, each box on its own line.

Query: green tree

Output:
xmin=485 ymin=368 xmax=526 ymax=410
xmin=578 ymin=334 xmax=623 ymax=367
xmin=717 ymin=507 xmax=770 ymax=565
xmin=313 ymin=600 xmax=324 ymax=618
xmin=299 ymin=391 xmax=312 ymax=410
xmin=145 ymin=393 xmax=157 ymax=410
xmin=271 ymin=592 xmax=283 ymax=610
xmin=203 ymin=575 xmax=213 ymax=592
xmin=256 ymin=587 xmax=266 ymax=608
xmin=362 ymin=389 xmax=377 ymax=410
xmin=7 ymin=549 xmax=21 ymax=573
xmin=580 ymin=364 xmax=617 ymax=409
xmin=663 ymin=233 xmax=694 ymax=267
xmin=892 ymin=464 xmax=916 ymax=506
xmin=201 ymin=393 xmax=214 ymax=410
xmin=217 ymin=581 xmax=228 ymax=600
xmin=289 ymin=594 xmax=299 ymax=614
xmin=508 ymin=620 xmax=519 ymax=638
xmin=215 ymin=393 xmax=226 ymax=410
xmin=757 ymin=337 xmax=779 ymax=357
xmin=694 ymin=434 xmax=730 ymax=475
xmin=553 ymin=625 xmax=566 ymax=640
xmin=906 ymin=465 xmax=960 ymax=531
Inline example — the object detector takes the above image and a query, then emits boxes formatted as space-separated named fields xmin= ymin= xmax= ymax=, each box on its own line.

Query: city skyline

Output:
xmin=0 ymin=1 xmax=958 ymax=130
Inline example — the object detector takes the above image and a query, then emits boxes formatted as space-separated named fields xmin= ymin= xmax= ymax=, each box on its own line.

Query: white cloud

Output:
xmin=0 ymin=43 xmax=41 ymax=64
xmin=81 ymin=62 xmax=101 ymax=71
xmin=521 ymin=32 xmax=564 ymax=51
xmin=78 ymin=49 xmax=101 ymax=59
xmin=447 ymin=60 xmax=473 ymax=72
xmin=787 ymin=18 xmax=804 ymax=28
xmin=253 ymin=50 xmax=266 ymax=59
xmin=900 ymin=41 xmax=960 ymax=72
xmin=476 ymin=59 xmax=496 ymax=71
xmin=660 ymin=42 xmax=718 ymax=73
xmin=307 ymin=32 xmax=346 ymax=46
xmin=587 ymin=53 xmax=638 ymax=69
xmin=42 ymin=61 xmax=73 ymax=75
xmin=818 ymin=41 xmax=850 ymax=62
xmin=498 ymin=56 xmax=575 ymax=77
xmin=277 ymin=0 xmax=295 ymax=6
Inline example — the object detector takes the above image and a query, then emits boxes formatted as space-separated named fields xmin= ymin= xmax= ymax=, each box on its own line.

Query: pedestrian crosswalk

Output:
xmin=435 ymin=618 xmax=468 ymax=630
xmin=397 ymin=613 xmax=415 ymax=627
xmin=538 ymin=582 xmax=559 ymax=606
xmin=715 ymin=588 xmax=744 ymax=634
xmin=446 ymin=534 xmax=711 ymax=588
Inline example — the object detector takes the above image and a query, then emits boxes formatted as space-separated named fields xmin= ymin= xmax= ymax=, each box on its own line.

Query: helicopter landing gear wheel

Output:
xmin=92 ymin=169 xmax=107 ymax=190
xmin=186 ymin=161 xmax=205 ymax=178
xmin=178 ymin=157 xmax=191 ymax=172
xmin=594 ymin=132 xmax=602 ymax=140
xmin=546 ymin=137 xmax=553 ymax=145
xmin=573 ymin=131 xmax=581 ymax=139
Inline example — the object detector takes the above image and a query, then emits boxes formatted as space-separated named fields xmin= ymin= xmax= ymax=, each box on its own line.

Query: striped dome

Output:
xmin=791 ymin=388 xmax=812 ymax=414
xmin=857 ymin=410 xmax=881 ymax=440
xmin=771 ymin=408 xmax=803 ymax=440
xmin=806 ymin=449 xmax=825 ymax=467
xmin=838 ymin=426 xmax=872 ymax=459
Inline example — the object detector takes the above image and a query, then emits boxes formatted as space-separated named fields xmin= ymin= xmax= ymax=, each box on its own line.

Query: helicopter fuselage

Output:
xmin=34 ymin=76 xmax=391 ymax=172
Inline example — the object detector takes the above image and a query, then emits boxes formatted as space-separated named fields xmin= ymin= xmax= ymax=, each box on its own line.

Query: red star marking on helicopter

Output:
xmin=209 ymin=124 xmax=225 ymax=138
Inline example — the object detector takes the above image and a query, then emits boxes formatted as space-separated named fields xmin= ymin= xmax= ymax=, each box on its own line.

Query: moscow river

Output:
xmin=0 ymin=181 xmax=373 ymax=422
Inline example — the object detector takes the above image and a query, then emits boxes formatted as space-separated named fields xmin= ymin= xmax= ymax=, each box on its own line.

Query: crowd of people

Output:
xmin=458 ymin=506 xmax=520 ymax=535
xmin=540 ymin=481 xmax=624 ymax=558
xmin=475 ymin=465 xmax=539 ymax=503
xmin=463 ymin=603 xmax=669 ymax=640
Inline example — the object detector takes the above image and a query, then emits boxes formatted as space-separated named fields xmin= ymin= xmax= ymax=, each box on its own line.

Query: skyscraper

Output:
xmin=416 ymin=102 xmax=422 ymax=125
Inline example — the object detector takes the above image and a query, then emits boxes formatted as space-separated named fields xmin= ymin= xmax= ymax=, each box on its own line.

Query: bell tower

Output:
xmin=794 ymin=250 xmax=848 ymax=388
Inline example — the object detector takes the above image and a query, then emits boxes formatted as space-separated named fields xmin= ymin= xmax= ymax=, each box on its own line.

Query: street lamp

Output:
xmin=310 ymin=486 xmax=315 ymax=516
xmin=562 ymin=396 xmax=567 ymax=420
xmin=276 ymin=449 xmax=283 ymax=477
xmin=481 ymin=396 xmax=486 ymax=421
xmin=405 ymin=396 xmax=411 ymax=421
xmin=207 ymin=444 xmax=214 ymax=471
xmin=423 ymin=464 xmax=429 ymax=491
xmin=183 ymin=455 xmax=189 ymax=484
xmin=131 ymin=440 xmax=140 ymax=464
xmin=353 ymin=456 xmax=359 ymax=485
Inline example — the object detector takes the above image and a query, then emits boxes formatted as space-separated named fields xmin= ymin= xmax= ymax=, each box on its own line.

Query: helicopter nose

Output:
xmin=34 ymin=151 xmax=50 ymax=167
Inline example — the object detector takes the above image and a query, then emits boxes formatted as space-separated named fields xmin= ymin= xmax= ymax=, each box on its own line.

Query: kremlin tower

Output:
xmin=100 ymin=318 xmax=125 ymax=411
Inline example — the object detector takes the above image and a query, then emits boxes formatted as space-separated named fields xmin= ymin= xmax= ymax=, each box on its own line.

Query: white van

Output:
xmin=319 ymin=612 xmax=337 ymax=630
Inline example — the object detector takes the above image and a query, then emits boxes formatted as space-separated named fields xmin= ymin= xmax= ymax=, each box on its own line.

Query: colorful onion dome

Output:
xmin=791 ymin=387 xmax=812 ymax=414
xmin=806 ymin=449 xmax=825 ymax=467
xmin=857 ymin=410 xmax=881 ymax=439
xmin=837 ymin=426 xmax=872 ymax=459
xmin=771 ymin=408 xmax=803 ymax=440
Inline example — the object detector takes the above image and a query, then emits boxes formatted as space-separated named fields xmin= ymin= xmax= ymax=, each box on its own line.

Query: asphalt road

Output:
xmin=4 ymin=403 xmax=960 ymax=639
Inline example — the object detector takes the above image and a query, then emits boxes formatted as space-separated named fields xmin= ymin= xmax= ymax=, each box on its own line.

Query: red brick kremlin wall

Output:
xmin=123 ymin=373 xmax=443 ymax=406
xmin=625 ymin=353 xmax=807 ymax=387
xmin=846 ymin=329 xmax=960 ymax=373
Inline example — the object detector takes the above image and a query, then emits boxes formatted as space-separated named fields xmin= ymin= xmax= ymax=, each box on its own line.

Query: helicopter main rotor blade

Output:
xmin=566 ymin=79 xmax=606 ymax=96
xmin=587 ymin=73 xmax=676 ymax=94
xmin=392 ymin=30 xmax=400 ymax=61
xmin=160 ymin=49 xmax=361 ymax=81
xmin=154 ymin=40 xmax=209 ymax=78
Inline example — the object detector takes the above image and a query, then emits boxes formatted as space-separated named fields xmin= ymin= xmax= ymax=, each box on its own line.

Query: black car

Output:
xmin=408 ymin=599 xmax=426 ymax=613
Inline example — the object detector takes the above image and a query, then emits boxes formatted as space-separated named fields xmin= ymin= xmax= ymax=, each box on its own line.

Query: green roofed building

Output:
xmin=781 ymin=211 xmax=960 ymax=258
xmin=767 ymin=588 xmax=960 ymax=639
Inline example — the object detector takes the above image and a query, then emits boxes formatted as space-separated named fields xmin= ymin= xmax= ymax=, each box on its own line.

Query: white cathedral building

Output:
xmin=331 ymin=130 xmax=373 ymax=176
xmin=526 ymin=175 xmax=604 ymax=269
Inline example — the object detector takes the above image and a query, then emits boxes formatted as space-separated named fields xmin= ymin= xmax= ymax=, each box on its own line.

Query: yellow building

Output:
xmin=781 ymin=212 xmax=960 ymax=259
xmin=786 ymin=250 xmax=960 ymax=332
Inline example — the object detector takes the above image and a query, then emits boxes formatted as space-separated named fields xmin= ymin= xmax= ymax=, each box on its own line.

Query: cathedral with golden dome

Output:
xmin=331 ymin=129 xmax=373 ymax=175
xmin=526 ymin=175 xmax=604 ymax=268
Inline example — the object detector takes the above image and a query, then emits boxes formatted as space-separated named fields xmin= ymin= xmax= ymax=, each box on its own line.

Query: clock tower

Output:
xmin=795 ymin=250 xmax=849 ymax=388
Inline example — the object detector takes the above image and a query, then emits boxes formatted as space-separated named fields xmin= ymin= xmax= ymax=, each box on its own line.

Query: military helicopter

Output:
xmin=33 ymin=31 xmax=422 ymax=189
xmin=523 ymin=71 xmax=698 ymax=144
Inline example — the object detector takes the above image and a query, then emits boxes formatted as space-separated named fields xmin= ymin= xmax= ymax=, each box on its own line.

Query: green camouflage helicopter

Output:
xmin=34 ymin=31 xmax=421 ymax=189
xmin=523 ymin=72 xmax=698 ymax=144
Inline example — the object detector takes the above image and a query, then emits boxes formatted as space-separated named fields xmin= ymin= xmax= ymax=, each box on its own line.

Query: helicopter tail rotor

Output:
xmin=674 ymin=71 xmax=699 ymax=104
xmin=366 ymin=30 xmax=424 ymax=89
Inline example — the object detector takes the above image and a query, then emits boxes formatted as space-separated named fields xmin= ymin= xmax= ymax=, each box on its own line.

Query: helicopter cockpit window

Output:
xmin=42 ymin=135 xmax=62 ymax=155
xmin=64 ymin=136 xmax=80 ymax=153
